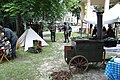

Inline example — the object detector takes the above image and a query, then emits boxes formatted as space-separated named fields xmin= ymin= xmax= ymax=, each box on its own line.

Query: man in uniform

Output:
xmin=48 ymin=22 xmax=56 ymax=42
xmin=63 ymin=22 xmax=69 ymax=43
xmin=0 ymin=25 xmax=18 ymax=59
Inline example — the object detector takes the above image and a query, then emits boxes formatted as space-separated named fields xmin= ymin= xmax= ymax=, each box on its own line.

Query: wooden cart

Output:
xmin=64 ymin=38 xmax=105 ymax=73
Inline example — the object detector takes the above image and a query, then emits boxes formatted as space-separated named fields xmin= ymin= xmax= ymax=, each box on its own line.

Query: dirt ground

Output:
xmin=39 ymin=32 xmax=119 ymax=80
xmin=39 ymin=56 xmax=108 ymax=80
xmin=37 ymin=43 xmax=108 ymax=80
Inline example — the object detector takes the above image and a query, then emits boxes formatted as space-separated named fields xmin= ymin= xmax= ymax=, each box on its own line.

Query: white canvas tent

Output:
xmin=17 ymin=28 xmax=49 ymax=51
xmin=84 ymin=3 xmax=120 ymax=24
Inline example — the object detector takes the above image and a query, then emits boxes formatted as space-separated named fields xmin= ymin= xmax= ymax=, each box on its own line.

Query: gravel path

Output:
xmin=41 ymin=27 xmax=120 ymax=80
xmin=37 ymin=34 xmax=109 ymax=80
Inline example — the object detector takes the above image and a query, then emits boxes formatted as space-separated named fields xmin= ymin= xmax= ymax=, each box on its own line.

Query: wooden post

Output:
xmin=96 ymin=12 xmax=103 ymax=40
xmin=81 ymin=2 xmax=85 ymax=36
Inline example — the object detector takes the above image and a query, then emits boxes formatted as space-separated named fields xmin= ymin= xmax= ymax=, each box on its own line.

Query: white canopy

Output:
xmin=84 ymin=3 xmax=120 ymax=24
xmin=17 ymin=28 xmax=49 ymax=51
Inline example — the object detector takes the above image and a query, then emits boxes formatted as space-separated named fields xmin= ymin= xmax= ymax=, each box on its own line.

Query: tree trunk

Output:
xmin=3 ymin=16 xmax=13 ymax=30
xmin=77 ymin=17 xmax=79 ymax=25
xmin=16 ymin=13 xmax=24 ymax=37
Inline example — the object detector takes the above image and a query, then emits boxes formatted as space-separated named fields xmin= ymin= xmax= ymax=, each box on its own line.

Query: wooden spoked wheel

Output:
xmin=69 ymin=55 xmax=88 ymax=73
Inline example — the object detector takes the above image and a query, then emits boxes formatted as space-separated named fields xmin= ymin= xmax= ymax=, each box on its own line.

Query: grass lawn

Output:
xmin=0 ymin=32 xmax=119 ymax=80
xmin=0 ymin=32 xmax=74 ymax=80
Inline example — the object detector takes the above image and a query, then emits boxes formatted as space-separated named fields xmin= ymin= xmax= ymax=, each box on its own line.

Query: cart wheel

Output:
xmin=69 ymin=55 xmax=88 ymax=74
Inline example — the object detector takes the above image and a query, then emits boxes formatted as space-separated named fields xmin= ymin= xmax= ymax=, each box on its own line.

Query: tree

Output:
xmin=0 ymin=0 xmax=13 ymax=29
xmin=34 ymin=0 xmax=66 ymax=22
xmin=0 ymin=0 xmax=75 ymax=36
xmin=2 ymin=0 xmax=36 ymax=37
xmin=66 ymin=0 xmax=81 ymax=25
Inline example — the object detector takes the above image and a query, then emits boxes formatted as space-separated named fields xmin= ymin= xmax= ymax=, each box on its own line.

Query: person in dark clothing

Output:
xmin=68 ymin=24 xmax=72 ymax=37
xmin=107 ymin=26 xmax=115 ymax=38
xmin=48 ymin=22 xmax=56 ymax=42
xmin=92 ymin=26 xmax=97 ymax=37
xmin=0 ymin=25 xmax=18 ymax=59
xmin=89 ymin=24 xmax=93 ymax=34
xmin=63 ymin=22 xmax=69 ymax=43
xmin=38 ymin=22 xmax=44 ymax=39
xmin=102 ymin=26 xmax=107 ymax=39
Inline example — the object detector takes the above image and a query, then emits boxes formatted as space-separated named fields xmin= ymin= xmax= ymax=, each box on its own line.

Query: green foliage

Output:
xmin=64 ymin=0 xmax=81 ymax=24
xmin=2 ymin=0 xmax=66 ymax=22
xmin=2 ymin=0 xmax=34 ymax=17
xmin=39 ymin=0 xmax=66 ymax=21
xmin=0 ymin=0 xmax=82 ymax=26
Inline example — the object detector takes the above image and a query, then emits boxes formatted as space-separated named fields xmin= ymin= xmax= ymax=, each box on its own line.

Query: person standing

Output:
xmin=68 ymin=24 xmax=72 ymax=37
xmin=0 ymin=25 xmax=18 ymax=59
xmin=102 ymin=26 xmax=107 ymax=39
xmin=38 ymin=22 xmax=44 ymax=39
xmin=63 ymin=22 xmax=69 ymax=43
xmin=107 ymin=26 xmax=115 ymax=38
xmin=92 ymin=26 xmax=97 ymax=37
xmin=48 ymin=22 xmax=56 ymax=42
xmin=89 ymin=24 xmax=93 ymax=35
